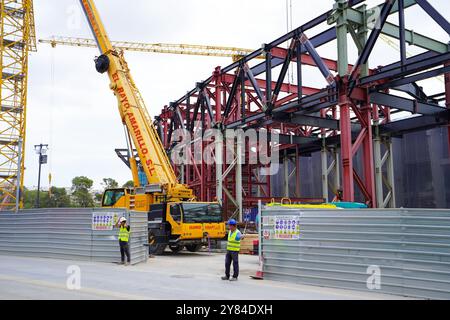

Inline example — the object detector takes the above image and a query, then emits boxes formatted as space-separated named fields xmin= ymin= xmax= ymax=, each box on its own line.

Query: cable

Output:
xmin=285 ymin=0 xmax=294 ymax=84
xmin=48 ymin=47 xmax=55 ymax=196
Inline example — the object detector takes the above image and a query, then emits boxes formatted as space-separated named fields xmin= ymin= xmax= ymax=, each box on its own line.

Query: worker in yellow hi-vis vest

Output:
xmin=221 ymin=219 xmax=245 ymax=281
xmin=115 ymin=217 xmax=131 ymax=265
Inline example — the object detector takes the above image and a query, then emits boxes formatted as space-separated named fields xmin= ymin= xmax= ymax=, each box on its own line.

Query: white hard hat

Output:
xmin=119 ymin=217 xmax=127 ymax=223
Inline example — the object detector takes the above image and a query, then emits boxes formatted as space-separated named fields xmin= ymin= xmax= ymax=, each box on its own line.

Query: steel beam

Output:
xmin=379 ymin=114 xmax=449 ymax=136
xmin=375 ymin=65 xmax=450 ymax=92
xmin=370 ymin=92 xmax=445 ymax=115
xmin=382 ymin=22 xmax=448 ymax=54
xmin=361 ymin=52 xmax=450 ymax=86
xmin=243 ymin=64 xmax=266 ymax=109
xmin=415 ymin=0 xmax=450 ymax=36
xmin=349 ymin=0 xmax=396 ymax=83
xmin=343 ymin=1 xmax=448 ymax=53
xmin=289 ymin=114 xmax=339 ymax=130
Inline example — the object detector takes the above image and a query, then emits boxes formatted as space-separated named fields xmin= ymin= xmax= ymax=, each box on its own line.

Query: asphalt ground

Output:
xmin=0 ymin=252 xmax=412 ymax=300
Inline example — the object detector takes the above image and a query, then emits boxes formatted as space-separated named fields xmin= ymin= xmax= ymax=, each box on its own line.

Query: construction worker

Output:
xmin=221 ymin=219 xmax=245 ymax=281
xmin=115 ymin=217 xmax=131 ymax=265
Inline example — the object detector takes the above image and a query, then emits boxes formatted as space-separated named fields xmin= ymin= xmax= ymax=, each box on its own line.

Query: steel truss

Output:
xmin=156 ymin=0 xmax=450 ymax=218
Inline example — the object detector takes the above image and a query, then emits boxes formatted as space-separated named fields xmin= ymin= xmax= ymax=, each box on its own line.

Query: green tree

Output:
xmin=23 ymin=187 xmax=50 ymax=209
xmin=94 ymin=192 xmax=103 ymax=207
xmin=71 ymin=176 xmax=94 ymax=207
xmin=47 ymin=187 xmax=71 ymax=208
xmin=122 ymin=180 xmax=134 ymax=188
xmin=102 ymin=178 xmax=119 ymax=189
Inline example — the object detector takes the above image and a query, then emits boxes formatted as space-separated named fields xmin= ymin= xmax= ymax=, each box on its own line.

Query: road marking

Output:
xmin=0 ymin=274 xmax=154 ymax=300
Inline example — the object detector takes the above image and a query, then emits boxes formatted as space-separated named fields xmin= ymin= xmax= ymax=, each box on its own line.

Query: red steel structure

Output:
xmin=154 ymin=0 xmax=450 ymax=219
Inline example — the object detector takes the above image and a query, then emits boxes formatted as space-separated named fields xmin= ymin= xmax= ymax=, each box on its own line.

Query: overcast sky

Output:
xmin=25 ymin=0 xmax=449 ymax=190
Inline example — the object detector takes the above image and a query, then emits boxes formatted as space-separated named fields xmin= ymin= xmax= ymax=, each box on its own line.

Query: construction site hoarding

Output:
xmin=0 ymin=208 xmax=148 ymax=265
xmin=260 ymin=206 xmax=450 ymax=299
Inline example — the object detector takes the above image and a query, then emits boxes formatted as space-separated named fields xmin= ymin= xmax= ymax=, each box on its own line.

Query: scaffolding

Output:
xmin=0 ymin=0 xmax=36 ymax=210
xmin=156 ymin=0 xmax=450 ymax=219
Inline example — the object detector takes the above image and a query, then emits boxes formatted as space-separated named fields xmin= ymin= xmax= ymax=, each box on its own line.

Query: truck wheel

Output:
xmin=148 ymin=231 xmax=167 ymax=255
xmin=169 ymin=244 xmax=184 ymax=253
xmin=185 ymin=244 xmax=202 ymax=252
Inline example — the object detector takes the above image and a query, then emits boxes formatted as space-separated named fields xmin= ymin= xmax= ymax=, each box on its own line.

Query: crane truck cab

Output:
xmin=102 ymin=188 xmax=226 ymax=254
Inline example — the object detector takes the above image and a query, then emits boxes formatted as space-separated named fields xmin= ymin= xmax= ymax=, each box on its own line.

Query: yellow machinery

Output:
xmin=78 ymin=0 xmax=225 ymax=254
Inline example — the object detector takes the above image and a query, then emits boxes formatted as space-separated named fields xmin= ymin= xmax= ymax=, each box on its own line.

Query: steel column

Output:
xmin=374 ymin=125 xmax=384 ymax=208
xmin=386 ymin=140 xmax=396 ymax=208
xmin=295 ymin=146 xmax=300 ymax=197
xmin=340 ymin=100 xmax=354 ymax=202
xmin=361 ymin=105 xmax=376 ymax=207
xmin=446 ymin=63 xmax=450 ymax=157
xmin=335 ymin=0 xmax=354 ymax=202
xmin=216 ymin=131 xmax=223 ymax=205
xmin=321 ymin=141 xmax=329 ymax=201
xmin=236 ymin=133 xmax=243 ymax=221
xmin=283 ymin=150 xmax=289 ymax=197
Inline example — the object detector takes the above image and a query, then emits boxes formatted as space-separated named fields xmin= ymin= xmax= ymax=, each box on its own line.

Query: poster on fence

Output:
xmin=274 ymin=215 xmax=300 ymax=240
xmin=92 ymin=212 xmax=119 ymax=230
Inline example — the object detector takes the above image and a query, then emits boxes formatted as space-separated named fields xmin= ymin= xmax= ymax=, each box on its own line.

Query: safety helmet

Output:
xmin=119 ymin=217 xmax=127 ymax=223
xmin=228 ymin=219 xmax=237 ymax=226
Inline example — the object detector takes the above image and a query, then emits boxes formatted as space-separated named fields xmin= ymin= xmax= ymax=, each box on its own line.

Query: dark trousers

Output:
xmin=119 ymin=240 xmax=130 ymax=263
xmin=225 ymin=250 xmax=239 ymax=278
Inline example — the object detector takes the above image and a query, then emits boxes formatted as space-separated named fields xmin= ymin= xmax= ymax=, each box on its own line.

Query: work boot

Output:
xmin=221 ymin=276 xmax=229 ymax=280
xmin=229 ymin=277 xmax=238 ymax=281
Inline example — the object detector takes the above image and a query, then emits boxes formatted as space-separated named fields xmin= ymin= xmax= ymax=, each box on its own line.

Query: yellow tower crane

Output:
xmin=38 ymin=36 xmax=262 ymax=62
xmin=0 ymin=0 xmax=36 ymax=210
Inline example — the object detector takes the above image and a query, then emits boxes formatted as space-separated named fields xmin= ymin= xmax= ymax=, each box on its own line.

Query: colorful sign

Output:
xmin=92 ymin=213 xmax=120 ymax=230
xmin=274 ymin=216 xmax=300 ymax=240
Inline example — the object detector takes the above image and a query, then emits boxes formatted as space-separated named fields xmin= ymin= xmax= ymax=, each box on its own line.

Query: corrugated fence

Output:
xmin=261 ymin=207 xmax=450 ymax=299
xmin=0 ymin=208 xmax=148 ymax=265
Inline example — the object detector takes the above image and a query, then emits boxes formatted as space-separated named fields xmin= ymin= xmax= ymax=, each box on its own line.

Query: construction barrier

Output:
xmin=0 ymin=208 xmax=148 ymax=265
xmin=260 ymin=206 xmax=450 ymax=299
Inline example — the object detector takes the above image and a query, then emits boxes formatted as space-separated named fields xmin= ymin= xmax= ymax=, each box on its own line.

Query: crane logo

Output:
xmin=112 ymin=73 xmax=156 ymax=177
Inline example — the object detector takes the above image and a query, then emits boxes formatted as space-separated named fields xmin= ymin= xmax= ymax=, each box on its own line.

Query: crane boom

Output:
xmin=79 ymin=0 xmax=189 ymax=197
xmin=39 ymin=36 xmax=260 ymax=61
xmin=76 ymin=0 xmax=226 ymax=254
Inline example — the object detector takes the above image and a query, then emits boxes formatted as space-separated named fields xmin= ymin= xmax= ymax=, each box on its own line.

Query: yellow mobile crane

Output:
xmin=79 ymin=0 xmax=225 ymax=254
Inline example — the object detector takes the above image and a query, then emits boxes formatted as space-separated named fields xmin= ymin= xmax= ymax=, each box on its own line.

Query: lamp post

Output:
xmin=34 ymin=144 xmax=48 ymax=208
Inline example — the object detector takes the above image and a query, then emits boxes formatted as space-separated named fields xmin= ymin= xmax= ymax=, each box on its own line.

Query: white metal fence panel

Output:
xmin=261 ymin=207 xmax=450 ymax=299
xmin=0 ymin=208 xmax=148 ymax=265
